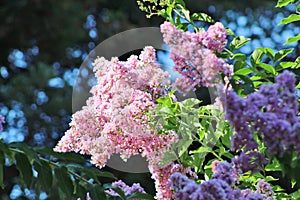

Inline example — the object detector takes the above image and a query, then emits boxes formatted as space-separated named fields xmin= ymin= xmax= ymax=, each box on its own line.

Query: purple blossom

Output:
xmin=169 ymin=171 xmax=274 ymax=200
xmin=0 ymin=115 xmax=4 ymax=133
xmin=105 ymin=180 xmax=146 ymax=198
xmin=256 ymin=179 xmax=274 ymax=197
xmin=232 ymin=151 xmax=268 ymax=174
xmin=212 ymin=161 xmax=239 ymax=186
xmin=225 ymin=70 xmax=300 ymax=158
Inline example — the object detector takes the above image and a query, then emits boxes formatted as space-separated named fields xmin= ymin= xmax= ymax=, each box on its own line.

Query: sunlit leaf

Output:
xmin=278 ymin=14 xmax=300 ymax=25
xmin=276 ymin=0 xmax=297 ymax=7
xmin=284 ymin=33 xmax=300 ymax=45
xmin=230 ymin=36 xmax=251 ymax=51
xmin=259 ymin=63 xmax=277 ymax=75
xmin=234 ymin=67 xmax=253 ymax=76
xmin=250 ymin=49 xmax=264 ymax=66
xmin=274 ymin=48 xmax=294 ymax=62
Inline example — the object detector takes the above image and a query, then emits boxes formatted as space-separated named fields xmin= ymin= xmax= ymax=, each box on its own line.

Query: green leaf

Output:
xmin=232 ymin=74 xmax=255 ymax=95
xmin=73 ymin=181 xmax=87 ymax=200
xmin=225 ymin=28 xmax=235 ymax=36
xmin=0 ymin=151 xmax=4 ymax=189
xmin=160 ymin=151 xmax=178 ymax=167
xmin=276 ymin=0 xmax=297 ymax=7
xmin=284 ymin=33 xmax=300 ymax=45
xmin=250 ymin=49 xmax=264 ymax=66
xmin=33 ymin=146 xmax=87 ymax=163
xmin=276 ymin=61 xmax=294 ymax=71
xmin=257 ymin=47 xmax=274 ymax=60
xmin=175 ymin=0 xmax=186 ymax=6
xmin=15 ymin=152 xmax=33 ymax=189
xmin=88 ymin=184 xmax=106 ymax=200
xmin=0 ymin=141 xmax=14 ymax=165
xmin=274 ymin=48 xmax=294 ymax=62
xmin=180 ymin=98 xmax=201 ymax=108
xmin=127 ymin=193 xmax=154 ymax=200
xmin=278 ymin=14 xmax=300 ymax=25
xmin=234 ymin=61 xmax=247 ymax=71
xmin=258 ymin=63 xmax=277 ymax=75
xmin=232 ymin=53 xmax=246 ymax=61
xmin=230 ymin=36 xmax=251 ymax=51
xmin=190 ymin=12 xmax=214 ymax=23
xmin=10 ymin=142 xmax=40 ymax=164
xmin=54 ymin=166 xmax=74 ymax=199
xmin=180 ymin=7 xmax=191 ymax=22
xmin=297 ymin=4 xmax=300 ymax=13
xmin=234 ymin=67 xmax=253 ymax=76
xmin=34 ymin=159 xmax=53 ymax=193
xmin=189 ymin=146 xmax=212 ymax=154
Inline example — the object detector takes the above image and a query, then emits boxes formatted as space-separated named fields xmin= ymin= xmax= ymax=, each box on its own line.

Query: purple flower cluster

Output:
xmin=169 ymin=160 xmax=274 ymax=200
xmin=105 ymin=180 xmax=145 ymax=198
xmin=225 ymin=71 xmax=300 ymax=158
xmin=211 ymin=161 xmax=239 ymax=186
xmin=160 ymin=22 xmax=233 ymax=93
xmin=169 ymin=173 xmax=273 ymax=200
xmin=232 ymin=151 xmax=268 ymax=174
xmin=0 ymin=115 xmax=4 ymax=133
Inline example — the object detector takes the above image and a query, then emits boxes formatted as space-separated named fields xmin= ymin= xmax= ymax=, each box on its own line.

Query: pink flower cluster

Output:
xmin=160 ymin=22 xmax=233 ymax=93
xmin=54 ymin=46 xmax=192 ymax=199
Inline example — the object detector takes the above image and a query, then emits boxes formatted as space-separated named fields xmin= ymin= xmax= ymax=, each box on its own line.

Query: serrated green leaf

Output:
xmin=230 ymin=36 xmax=251 ymax=51
xmin=274 ymin=48 xmax=294 ymax=62
xmin=234 ymin=67 xmax=253 ymax=76
xmin=0 ymin=151 xmax=4 ymax=189
xmin=284 ymin=33 xmax=300 ymax=45
xmin=15 ymin=152 xmax=33 ymax=189
xmin=250 ymin=49 xmax=264 ymax=66
xmin=279 ymin=14 xmax=300 ymax=25
xmin=55 ymin=166 xmax=74 ymax=199
xmin=34 ymin=159 xmax=53 ymax=193
xmin=259 ymin=63 xmax=277 ymax=75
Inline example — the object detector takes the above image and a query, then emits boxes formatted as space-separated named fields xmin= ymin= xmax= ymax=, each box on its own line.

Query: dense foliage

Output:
xmin=1 ymin=0 xmax=300 ymax=199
